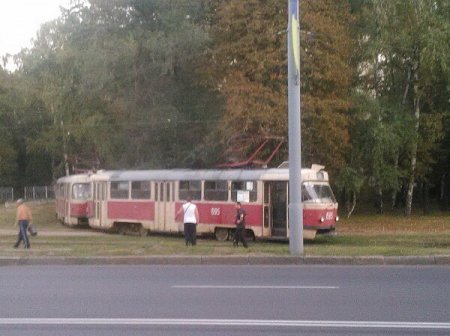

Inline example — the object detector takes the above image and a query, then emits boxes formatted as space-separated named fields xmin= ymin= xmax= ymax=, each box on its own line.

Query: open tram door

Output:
xmin=154 ymin=181 xmax=176 ymax=233
xmin=263 ymin=182 xmax=288 ymax=239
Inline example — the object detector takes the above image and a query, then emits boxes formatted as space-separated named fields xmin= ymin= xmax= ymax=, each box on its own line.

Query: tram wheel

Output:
xmin=215 ymin=228 xmax=229 ymax=241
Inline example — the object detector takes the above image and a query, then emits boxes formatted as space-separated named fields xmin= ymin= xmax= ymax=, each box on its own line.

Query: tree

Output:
xmin=0 ymin=69 xmax=21 ymax=187
xmin=206 ymin=0 xmax=355 ymax=173
xmin=358 ymin=0 xmax=450 ymax=215
xmin=15 ymin=0 xmax=220 ymax=176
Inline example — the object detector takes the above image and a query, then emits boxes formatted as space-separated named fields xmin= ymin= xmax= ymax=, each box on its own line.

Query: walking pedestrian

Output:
xmin=176 ymin=196 xmax=199 ymax=246
xmin=13 ymin=199 xmax=32 ymax=249
xmin=233 ymin=202 xmax=248 ymax=248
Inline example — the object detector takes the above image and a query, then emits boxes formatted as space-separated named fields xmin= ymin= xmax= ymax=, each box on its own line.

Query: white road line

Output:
xmin=0 ymin=319 xmax=448 ymax=329
xmin=171 ymin=285 xmax=339 ymax=289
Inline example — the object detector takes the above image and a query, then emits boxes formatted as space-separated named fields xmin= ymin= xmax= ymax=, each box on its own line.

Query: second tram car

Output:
xmin=55 ymin=174 xmax=92 ymax=226
xmin=86 ymin=165 xmax=338 ymax=240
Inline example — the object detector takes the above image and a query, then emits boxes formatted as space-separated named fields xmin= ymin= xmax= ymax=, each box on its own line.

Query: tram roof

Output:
xmin=89 ymin=167 xmax=328 ymax=182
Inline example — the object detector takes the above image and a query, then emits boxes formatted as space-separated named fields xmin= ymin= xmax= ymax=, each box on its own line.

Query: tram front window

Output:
xmin=72 ymin=183 xmax=91 ymax=200
xmin=302 ymin=182 xmax=336 ymax=203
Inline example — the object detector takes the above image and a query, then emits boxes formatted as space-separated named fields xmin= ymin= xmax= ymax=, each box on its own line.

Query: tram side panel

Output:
xmin=175 ymin=202 xmax=264 ymax=238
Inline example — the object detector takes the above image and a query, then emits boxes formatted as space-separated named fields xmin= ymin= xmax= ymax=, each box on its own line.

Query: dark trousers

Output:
xmin=15 ymin=220 xmax=30 ymax=248
xmin=233 ymin=226 xmax=248 ymax=247
xmin=184 ymin=223 xmax=197 ymax=246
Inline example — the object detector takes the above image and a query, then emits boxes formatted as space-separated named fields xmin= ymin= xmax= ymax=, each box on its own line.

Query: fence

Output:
xmin=0 ymin=186 xmax=54 ymax=203
xmin=23 ymin=186 xmax=55 ymax=201
xmin=0 ymin=187 xmax=14 ymax=202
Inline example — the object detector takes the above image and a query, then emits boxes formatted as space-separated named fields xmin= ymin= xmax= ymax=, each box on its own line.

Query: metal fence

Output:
xmin=0 ymin=187 xmax=14 ymax=202
xmin=0 ymin=186 xmax=54 ymax=203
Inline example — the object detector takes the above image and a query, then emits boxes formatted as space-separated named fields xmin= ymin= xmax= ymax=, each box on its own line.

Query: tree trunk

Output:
xmin=376 ymin=184 xmax=383 ymax=214
xmin=423 ymin=182 xmax=430 ymax=215
xmin=346 ymin=190 xmax=357 ymax=219
xmin=391 ymin=153 xmax=399 ymax=209
xmin=405 ymin=60 xmax=420 ymax=216
xmin=61 ymin=120 xmax=70 ymax=176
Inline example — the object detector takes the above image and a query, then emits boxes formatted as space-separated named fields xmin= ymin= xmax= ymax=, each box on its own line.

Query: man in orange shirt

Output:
xmin=14 ymin=199 xmax=32 ymax=249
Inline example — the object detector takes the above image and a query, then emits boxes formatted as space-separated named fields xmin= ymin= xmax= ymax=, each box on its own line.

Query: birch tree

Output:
xmin=359 ymin=0 xmax=449 ymax=215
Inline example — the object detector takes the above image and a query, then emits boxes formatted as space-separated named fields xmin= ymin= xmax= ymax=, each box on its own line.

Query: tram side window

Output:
xmin=231 ymin=181 xmax=257 ymax=202
xmin=110 ymin=181 xmax=129 ymax=199
xmin=301 ymin=185 xmax=313 ymax=202
xmin=179 ymin=180 xmax=201 ymax=200
xmin=204 ymin=181 xmax=228 ymax=201
xmin=131 ymin=181 xmax=151 ymax=199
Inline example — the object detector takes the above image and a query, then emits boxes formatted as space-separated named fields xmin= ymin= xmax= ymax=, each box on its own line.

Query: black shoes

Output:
xmin=233 ymin=240 xmax=248 ymax=248
xmin=13 ymin=244 xmax=30 ymax=249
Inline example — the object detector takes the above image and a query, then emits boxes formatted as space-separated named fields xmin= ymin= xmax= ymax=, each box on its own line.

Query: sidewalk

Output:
xmin=1 ymin=254 xmax=449 ymax=266
xmin=0 ymin=229 xmax=104 ymax=236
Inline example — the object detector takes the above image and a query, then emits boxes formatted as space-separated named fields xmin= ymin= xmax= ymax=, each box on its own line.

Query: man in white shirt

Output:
xmin=176 ymin=196 xmax=199 ymax=246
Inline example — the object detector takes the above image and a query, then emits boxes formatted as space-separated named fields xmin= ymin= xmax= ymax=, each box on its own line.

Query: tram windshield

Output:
xmin=302 ymin=182 xmax=336 ymax=203
xmin=72 ymin=183 xmax=91 ymax=200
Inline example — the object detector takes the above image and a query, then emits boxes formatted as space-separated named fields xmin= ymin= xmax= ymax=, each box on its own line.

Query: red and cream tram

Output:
xmin=87 ymin=165 xmax=338 ymax=240
xmin=55 ymin=174 xmax=92 ymax=226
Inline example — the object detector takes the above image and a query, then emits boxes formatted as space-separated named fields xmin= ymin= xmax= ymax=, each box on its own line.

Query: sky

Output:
xmin=0 ymin=0 xmax=70 ymax=57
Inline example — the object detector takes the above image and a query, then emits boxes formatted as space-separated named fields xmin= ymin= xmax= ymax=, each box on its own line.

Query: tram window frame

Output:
xmin=179 ymin=180 xmax=201 ymax=201
xmin=231 ymin=180 xmax=257 ymax=202
xmin=131 ymin=181 xmax=151 ymax=199
xmin=110 ymin=181 xmax=129 ymax=199
xmin=204 ymin=180 xmax=228 ymax=201
xmin=72 ymin=183 xmax=91 ymax=200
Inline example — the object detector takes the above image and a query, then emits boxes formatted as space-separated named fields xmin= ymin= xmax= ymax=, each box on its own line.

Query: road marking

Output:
xmin=172 ymin=285 xmax=339 ymax=289
xmin=0 ymin=319 xmax=448 ymax=330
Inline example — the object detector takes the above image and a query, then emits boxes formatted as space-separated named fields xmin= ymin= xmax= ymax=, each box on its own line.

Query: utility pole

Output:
xmin=287 ymin=0 xmax=303 ymax=254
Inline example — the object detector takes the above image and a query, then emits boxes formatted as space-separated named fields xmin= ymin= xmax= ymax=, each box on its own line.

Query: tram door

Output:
xmin=267 ymin=181 xmax=288 ymax=238
xmin=64 ymin=183 xmax=70 ymax=222
xmin=93 ymin=181 xmax=107 ymax=228
xmin=154 ymin=182 xmax=176 ymax=232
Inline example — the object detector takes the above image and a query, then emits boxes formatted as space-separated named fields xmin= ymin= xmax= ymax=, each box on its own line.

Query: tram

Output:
xmin=86 ymin=165 xmax=338 ymax=240
xmin=55 ymin=174 xmax=92 ymax=226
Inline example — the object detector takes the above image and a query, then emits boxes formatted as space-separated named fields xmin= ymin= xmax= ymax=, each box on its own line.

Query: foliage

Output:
xmin=350 ymin=0 xmax=449 ymax=214
xmin=206 ymin=0 xmax=355 ymax=172
xmin=0 ymin=0 xmax=448 ymax=216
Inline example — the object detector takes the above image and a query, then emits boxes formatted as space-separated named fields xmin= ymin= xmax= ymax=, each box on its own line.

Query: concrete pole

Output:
xmin=288 ymin=0 xmax=303 ymax=254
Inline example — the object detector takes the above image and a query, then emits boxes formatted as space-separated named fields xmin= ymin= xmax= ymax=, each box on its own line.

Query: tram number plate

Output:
xmin=210 ymin=207 xmax=221 ymax=216
xmin=325 ymin=212 xmax=333 ymax=220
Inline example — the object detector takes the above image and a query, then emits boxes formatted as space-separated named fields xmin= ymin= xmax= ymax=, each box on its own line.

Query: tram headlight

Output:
xmin=320 ymin=217 xmax=325 ymax=223
xmin=336 ymin=216 xmax=339 ymax=222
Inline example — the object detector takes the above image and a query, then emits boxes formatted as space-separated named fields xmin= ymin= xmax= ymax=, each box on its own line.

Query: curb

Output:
xmin=0 ymin=255 xmax=449 ymax=266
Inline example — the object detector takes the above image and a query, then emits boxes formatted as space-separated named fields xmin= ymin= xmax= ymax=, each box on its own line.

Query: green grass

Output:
xmin=0 ymin=202 xmax=449 ymax=257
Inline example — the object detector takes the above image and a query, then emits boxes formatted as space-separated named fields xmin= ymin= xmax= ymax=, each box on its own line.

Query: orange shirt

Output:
xmin=16 ymin=204 xmax=32 ymax=222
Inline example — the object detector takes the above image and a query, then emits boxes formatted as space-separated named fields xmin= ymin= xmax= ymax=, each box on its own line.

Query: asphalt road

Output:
xmin=0 ymin=265 xmax=449 ymax=335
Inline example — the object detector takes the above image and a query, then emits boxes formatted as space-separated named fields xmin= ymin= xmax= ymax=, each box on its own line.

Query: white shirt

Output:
xmin=182 ymin=202 xmax=198 ymax=224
